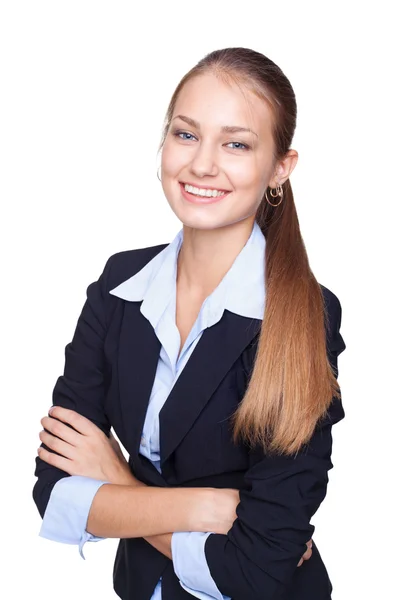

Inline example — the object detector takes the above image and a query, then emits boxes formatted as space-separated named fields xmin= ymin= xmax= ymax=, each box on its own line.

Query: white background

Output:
xmin=1 ymin=1 xmax=398 ymax=598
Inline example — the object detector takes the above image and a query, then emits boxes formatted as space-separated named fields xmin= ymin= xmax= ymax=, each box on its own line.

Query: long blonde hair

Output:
xmin=158 ymin=47 xmax=341 ymax=456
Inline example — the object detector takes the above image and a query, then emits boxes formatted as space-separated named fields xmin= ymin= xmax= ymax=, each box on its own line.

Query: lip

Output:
xmin=179 ymin=182 xmax=231 ymax=205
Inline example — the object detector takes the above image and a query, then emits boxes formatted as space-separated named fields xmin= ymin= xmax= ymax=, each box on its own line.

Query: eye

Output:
xmin=226 ymin=141 xmax=250 ymax=151
xmin=173 ymin=130 xmax=197 ymax=141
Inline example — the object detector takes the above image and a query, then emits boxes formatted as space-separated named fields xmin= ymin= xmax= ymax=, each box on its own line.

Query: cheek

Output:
xmin=232 ymin=152 xmax=273 ymax=195
xmin=228 ymin=161 xmax=263 ymax=192
xmin=161 ymin=139 xmax=186 ymax=175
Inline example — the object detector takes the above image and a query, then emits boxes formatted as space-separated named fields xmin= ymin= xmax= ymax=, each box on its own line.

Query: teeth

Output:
xmin=184 ymin=183 xmax=226 ymax=197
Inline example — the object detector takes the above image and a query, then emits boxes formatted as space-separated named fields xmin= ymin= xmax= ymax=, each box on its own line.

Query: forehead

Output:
xmin=173 ymin=73 xmax=273 ymax=139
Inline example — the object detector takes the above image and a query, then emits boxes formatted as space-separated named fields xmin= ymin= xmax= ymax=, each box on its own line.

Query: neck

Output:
xmin=176 ymin=216 xmax=256 ymax=297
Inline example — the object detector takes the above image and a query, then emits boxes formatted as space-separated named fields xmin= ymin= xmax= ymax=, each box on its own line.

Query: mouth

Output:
xmin=179 ymin=182 xmax=231 ymax=204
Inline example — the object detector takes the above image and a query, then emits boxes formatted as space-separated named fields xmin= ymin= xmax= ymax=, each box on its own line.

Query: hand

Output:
xmin=297 ymin=539 xmax=313 ymax=566
xmin=192 ymin=488 xmax=240 ymax=535
xmin=194 ymin=488 xmax=313 ymax=568
xmin=37 ymin=406 xmax=136 ymax=485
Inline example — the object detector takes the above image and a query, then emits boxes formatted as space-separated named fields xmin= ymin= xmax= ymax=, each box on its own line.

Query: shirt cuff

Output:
xmin=39 ymin=475 xmax=109 ymax=560
xmin=171 ymin=531 xmax=231 ymax=600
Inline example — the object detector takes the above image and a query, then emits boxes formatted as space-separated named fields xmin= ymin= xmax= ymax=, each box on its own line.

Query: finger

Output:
xmin=47 ymin=406 xmax=97 ymax=436
xmin=39 ymin=430 xmax=76 ymax=460
xmin=37 ymin=445 xmax=77 ymax=475
xmin=40 ymin=416 xmax=81 ymax=446
xmin=300 ymin=540 xmax=313 ymax=562
xmin=303 ymin=547 xmax=313 ymax=561
xmin=297 ymin=558 xmax=304 ymax=567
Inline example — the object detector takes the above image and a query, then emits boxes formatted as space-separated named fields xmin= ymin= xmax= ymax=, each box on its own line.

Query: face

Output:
xmin=161 ymin=72 xmax=282 ymax=231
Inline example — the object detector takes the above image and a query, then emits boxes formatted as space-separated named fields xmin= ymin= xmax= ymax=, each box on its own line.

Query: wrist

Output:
xmin=144 ymin=532 xmax=173 ymax=559
xmin=120 ymin=474 xmax=139 ymax=486
xmin=186 ymin=487 xmax=216 ymax=532
xmin=114 ymin=466 xmax=146 ymax=487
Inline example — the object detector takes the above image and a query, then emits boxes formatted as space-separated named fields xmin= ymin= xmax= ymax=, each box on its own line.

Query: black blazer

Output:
xmin=33 ymin=243 xmax=346 ymax=600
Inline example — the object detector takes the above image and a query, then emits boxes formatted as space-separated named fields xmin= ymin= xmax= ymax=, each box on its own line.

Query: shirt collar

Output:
xmin=109 ymin=221 xmax=266 ymax=328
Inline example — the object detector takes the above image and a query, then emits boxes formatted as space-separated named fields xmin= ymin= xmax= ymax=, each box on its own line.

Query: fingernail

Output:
xmin=49 ymin=406 xmax=55 ymax=414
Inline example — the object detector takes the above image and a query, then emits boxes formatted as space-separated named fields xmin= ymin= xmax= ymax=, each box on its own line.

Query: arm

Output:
xmin=203 ymin=414 xmax=343 ymax=600
xmin=33 ymin=254 xmax=116 ymax=519
xmin=86 ymin=475 xmax=237 ymax=548
xmin=127 ymin=477 xmax=174 ymax=559
xmin=85 ymin=482 xmax=209 ymax=538
xmin=39 ymin=475 xmax=212 ymax=559
xmin=32 ymin=256 xmax=211 ymax=543
xmin=38 ymin=474 xmax=179 ymax=559
xmin=172 ymin=292 xmax=346 ymax=600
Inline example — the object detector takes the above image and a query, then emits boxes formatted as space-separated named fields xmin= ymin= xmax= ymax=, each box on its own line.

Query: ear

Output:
xmin=268 ymin=149 xmax=298 ymax=188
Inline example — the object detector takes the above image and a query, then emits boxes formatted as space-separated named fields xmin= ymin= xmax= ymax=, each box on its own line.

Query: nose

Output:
xmin=190 ymin=140 xmax=219 ymax=178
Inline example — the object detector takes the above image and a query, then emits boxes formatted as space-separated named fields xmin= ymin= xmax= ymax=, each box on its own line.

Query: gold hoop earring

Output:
xmin=157 ymin=166 xmax=161 ymax=182
xmin=265 ymin=183 xmax=283 ymax=206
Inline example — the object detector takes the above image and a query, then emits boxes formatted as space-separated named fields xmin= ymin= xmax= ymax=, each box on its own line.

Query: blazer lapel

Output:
xmin=117 ymin=299 xmax=261 ymax=477
xmin=159 ymin=310 xmax=262 ymax=468
xmin=118 ymin=300 xmax=161 ymax=460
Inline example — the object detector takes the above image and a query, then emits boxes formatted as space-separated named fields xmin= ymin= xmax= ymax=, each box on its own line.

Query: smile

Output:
xmin=179 ymin=182 xmax=231 ymax=205
xmin=183 ymin=183 xmax=226 ymax=198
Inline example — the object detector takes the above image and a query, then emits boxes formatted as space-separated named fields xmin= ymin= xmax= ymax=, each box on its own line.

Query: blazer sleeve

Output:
xmin=32 ymin=254 xmax=115 ymax=520
xmin=204 ymin=290 xmax=346 ymax=600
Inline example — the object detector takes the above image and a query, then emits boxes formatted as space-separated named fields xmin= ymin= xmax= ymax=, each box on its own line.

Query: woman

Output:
xmin=33 ymin=47 xmax=345 ymax=600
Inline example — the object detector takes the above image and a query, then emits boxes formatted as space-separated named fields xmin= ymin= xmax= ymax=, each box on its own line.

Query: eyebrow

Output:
xmin=172 ymin=114 xmax=259 ymax=138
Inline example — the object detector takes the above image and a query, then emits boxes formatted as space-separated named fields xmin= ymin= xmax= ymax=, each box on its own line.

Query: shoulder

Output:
xmin=320 ymin=284 xmax=342 ymax=320
xmin=101 ymin=243 xmax=169 ymax=291
xmin=319 ymin=283 xmax=343 ymax=336
xmin=319 ymin=283 xmax=346 ymax=374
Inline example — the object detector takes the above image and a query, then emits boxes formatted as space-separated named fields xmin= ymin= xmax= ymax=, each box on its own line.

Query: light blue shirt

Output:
xmin=39 ymin=220 xmax=266 ymax=600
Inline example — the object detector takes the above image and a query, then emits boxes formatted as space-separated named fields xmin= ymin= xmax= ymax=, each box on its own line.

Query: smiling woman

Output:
xmin=33 ymin=47 xmax=345 ymax=600
xmin=159 ymin=73 xmax=295 ymax=231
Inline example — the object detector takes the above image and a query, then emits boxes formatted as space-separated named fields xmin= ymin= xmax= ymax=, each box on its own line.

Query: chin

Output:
xmin=174 ymin=210 xmax=244 ymax=232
